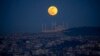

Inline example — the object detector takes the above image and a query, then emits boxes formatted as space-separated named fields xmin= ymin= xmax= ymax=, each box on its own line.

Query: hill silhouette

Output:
xmin=63 ymin=27 xmax=100 ymax=36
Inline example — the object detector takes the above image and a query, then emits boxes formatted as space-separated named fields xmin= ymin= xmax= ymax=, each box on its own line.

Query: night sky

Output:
xmin=0 ymin=0 xmax=100 ymax=33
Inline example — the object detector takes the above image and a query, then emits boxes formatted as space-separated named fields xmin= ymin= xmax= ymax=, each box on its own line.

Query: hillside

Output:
xmin=63 ymin=27 xmax=100 ymax=36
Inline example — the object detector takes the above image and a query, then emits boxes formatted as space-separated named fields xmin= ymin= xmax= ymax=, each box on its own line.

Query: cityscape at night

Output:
xmin=0 ymin=0 xmax=100 ymax=56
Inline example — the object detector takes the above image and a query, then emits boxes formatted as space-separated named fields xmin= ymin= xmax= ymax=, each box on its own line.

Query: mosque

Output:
xmin=42 ymin=22 xmax=66 ymax=33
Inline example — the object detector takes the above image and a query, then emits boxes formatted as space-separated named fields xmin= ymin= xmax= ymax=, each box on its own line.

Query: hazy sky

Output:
xmin=0 ymin=0 xmax=100 ymax=33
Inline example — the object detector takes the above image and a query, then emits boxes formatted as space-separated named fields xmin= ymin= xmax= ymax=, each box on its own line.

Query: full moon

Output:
xmin=48 ymin=6 xmax=58 ymax=16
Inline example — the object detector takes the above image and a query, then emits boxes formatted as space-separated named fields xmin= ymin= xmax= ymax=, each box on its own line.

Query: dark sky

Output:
xmin=0 ymin=0 xmax=100 ymax=33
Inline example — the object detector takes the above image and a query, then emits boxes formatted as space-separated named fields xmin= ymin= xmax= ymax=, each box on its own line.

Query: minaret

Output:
xmin=44 ymin=24 xmax=47 ymax=32
xmin=54 ymin=21 xmax=57 ymax=32
xmin=62 ymin=22 xmax=65 ymax=30
xmin=42 ymin=24 xmax=44 ymax=32
xmin=51 ymin=22 xmax=56 ymax=32
xmin=42 ymin=24 xmax=46 ymax=32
